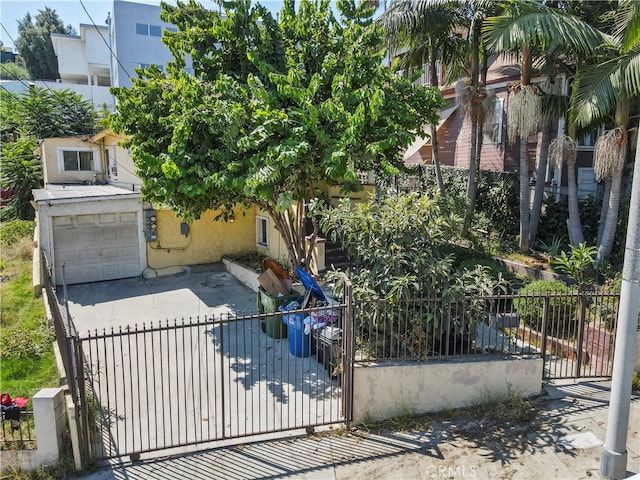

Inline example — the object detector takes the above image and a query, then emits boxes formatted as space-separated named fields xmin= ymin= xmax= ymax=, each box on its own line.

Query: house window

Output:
xmin=484 ymin=97 xmax=504 ymax=144
xmin=256 ymin=216 xmax=269 ymax=247
xmin=135 ymin=23 xmax=148 ymax=35
xmin=149 ymin=25 xmax=162 ymax=37
xmin=165 ymin=26 xmax=177 ymax=33
xmin=58 ymin=148 xmax=97 ymax=172
xmin=578 ymin=127 xmax=602 ymax=149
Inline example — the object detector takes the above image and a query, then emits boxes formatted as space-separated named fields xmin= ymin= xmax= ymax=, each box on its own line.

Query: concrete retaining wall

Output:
xmin=352 ymin=356 xmax=544 ymax=423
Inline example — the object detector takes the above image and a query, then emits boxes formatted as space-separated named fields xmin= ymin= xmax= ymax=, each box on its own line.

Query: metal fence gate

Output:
xmin=79 ymin=301 xmax=351 ymax=461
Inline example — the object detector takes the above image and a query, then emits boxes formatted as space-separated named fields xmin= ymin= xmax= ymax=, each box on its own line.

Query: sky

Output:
xmin=0 ymin=0 xmax=295 ymax=52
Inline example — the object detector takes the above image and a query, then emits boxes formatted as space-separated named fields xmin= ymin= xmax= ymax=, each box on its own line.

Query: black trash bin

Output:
xmin=313 ymin=326 xmax=342 ymax=381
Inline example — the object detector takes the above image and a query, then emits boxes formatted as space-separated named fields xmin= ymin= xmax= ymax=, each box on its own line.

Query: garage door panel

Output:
xmin=119 ymin=212 xmax=137 ymax=223
xmin=102 ymin=247 xmax=119 ymax=259
xmin=77 ymin=215 xmax=96 ymax=225
xmin=79 ymin=250 xmax=98 ymax=260
xmin=99 ymin=213 xmax=117 ymax=224
xmin=53 ymin=212 xmax=141 ymax=285
xmin=101 ymin=230 xmax=118 ymax=241
xmin=53 ymin=216 xmax=73 ymax=226
xmin=102 ymin=264 xmax=121 ymax=276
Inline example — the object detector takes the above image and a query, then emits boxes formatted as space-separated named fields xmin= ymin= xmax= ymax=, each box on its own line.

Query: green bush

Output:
xmin=457 ymin=258 xmax=505 ymax=281
xmin=513 ymin=280 xmax=579 ymax=337
xmin=0 ymin=220 xmax=35 ymax=247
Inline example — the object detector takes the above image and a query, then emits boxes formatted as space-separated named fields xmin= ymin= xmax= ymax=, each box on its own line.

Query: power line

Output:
xmin=78 ymin=0 xmax=131 ymax=81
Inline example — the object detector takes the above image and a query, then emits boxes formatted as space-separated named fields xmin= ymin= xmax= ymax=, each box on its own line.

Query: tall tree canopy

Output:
xmin=15 ymin=8 xmax=73 ymax=80
xmin=111 ymin=0 xmax=443 ymax=269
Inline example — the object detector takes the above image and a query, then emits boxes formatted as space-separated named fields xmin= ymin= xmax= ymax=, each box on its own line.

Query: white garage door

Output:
xmin=53 ymin=212 xmax=141 ymax=285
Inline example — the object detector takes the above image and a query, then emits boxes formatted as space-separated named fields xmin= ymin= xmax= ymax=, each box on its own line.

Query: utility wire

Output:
xmin=78 ymin=0 xmax=131 ymax=81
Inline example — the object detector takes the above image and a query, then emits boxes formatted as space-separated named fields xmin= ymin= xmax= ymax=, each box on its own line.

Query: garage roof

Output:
xmin=32 ymin=184 xmax=140 ymax=203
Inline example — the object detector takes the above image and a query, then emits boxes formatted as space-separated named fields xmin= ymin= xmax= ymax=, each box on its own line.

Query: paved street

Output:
xmin=77 ymin=380 xmax=640 ymax=480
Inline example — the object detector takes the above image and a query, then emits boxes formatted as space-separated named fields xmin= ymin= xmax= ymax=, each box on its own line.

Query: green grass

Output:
xmin=0 ymin=228 xmax=59 ymax=399
xmin=633 ymin=370 xmax=640 ymax=393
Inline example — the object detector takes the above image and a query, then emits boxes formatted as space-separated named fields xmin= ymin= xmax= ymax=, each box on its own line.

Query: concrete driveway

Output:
xmin=65 ymin=264 xmax=257 ymax=333
xmin=64 ymin=264 xmax=342 ymax=460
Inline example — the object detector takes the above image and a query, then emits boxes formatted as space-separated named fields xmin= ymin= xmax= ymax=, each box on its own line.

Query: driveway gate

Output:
xmin=80 ymin=300 xmax=352 ymax=461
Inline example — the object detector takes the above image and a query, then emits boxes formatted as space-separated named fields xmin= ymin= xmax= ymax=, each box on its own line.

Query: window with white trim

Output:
xmin=256 ymin=216 xmax=269 ymax=247
xmin=484 ymin=97 xmax=504 ymax=144
xmin=57 ymin=148 xmax=98 ymax=172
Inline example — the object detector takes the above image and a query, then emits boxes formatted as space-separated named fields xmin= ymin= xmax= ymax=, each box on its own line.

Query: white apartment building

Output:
xmin=46 ymin=0 xmax=190 ymax=108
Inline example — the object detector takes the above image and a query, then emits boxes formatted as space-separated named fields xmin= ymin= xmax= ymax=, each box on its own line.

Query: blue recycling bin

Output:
xmin=284 ymin=312 xmax=313 ymax=357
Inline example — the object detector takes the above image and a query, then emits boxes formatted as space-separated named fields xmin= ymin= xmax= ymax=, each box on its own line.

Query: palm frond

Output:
xmin=615 ymin=0 xmax=640 ymax=52
xmin=573 ymin=45 xmax=640 ymax=127
xmin=483 ymin=3 xmax=607 ymax=59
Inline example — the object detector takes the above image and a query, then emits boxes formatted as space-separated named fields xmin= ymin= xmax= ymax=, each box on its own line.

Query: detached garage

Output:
xmin=33 ymin=185 xmax=146 ymax=285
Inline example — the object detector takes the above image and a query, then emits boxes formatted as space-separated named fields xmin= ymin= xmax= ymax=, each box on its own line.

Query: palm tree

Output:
xmin=379 ymin=1 xmax=465 ymax=195
xmin=572 ymin=0 xmax=640 ymax=265
xmin=483 ymin=0 xmax=605 ymax=251
xmin=380 ymin=0 xmax=497 ymax=232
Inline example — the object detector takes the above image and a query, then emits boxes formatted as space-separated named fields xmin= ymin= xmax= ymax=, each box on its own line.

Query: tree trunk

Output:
xmin=463 ymin=17 xmax=481 ymax=236
xmin=529 ymin=116 xmax=552 ymax=245
xmin=597 ymin=175 xmax=612 ymax=245
xmin=429 ymin=46 xmax=444 ymax=195
xmin=596 ymin=165 xmax=623 ymax=264
xmin=518 ymin=44 xmax=532 ymax=253
xmin=519 ymin=137 xmax=530 ymax=252
xmin=566 ymin=152 xmax=585 ymax=245
xmin=463 ymin=112 xmax=479 ymax=235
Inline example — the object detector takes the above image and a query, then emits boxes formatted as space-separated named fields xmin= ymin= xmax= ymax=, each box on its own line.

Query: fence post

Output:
xmin=540 ymin=294 xmax=550 ymax=379
xmin=33 ymin=387 xmax=66 ymax=465
xmin=575 ymin=293 xmax=587 ymax=378
xmin=341 ymin=276 xmax=354 ymax=428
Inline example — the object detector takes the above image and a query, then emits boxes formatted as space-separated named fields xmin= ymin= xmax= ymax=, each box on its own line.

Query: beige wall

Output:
xmin=98 ymin=132 xmax=141 ymax=189
xmin=146 ymin=206 xmax=258 ymax=274
xmin=352 ymin=357 xmax=543 ymax=423
xmin=40 ymin=137 xmax=104 ymax=185
xmin=255 ymin=207 xmax=325 ymax=274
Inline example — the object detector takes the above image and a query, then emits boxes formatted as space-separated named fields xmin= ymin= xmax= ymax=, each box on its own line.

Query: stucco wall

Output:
xmin=98 ymin=132 xmax=141 ymax=189
xmin=146 ymin=206 xmax=258 ymax=273
xmin=352 ymin=357 xmax=543 ymax=423
xmin=40 ymin=137 xmax=104 ymax=185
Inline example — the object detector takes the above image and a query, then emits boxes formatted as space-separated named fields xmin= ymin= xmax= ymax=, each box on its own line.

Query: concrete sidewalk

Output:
xmin=81 ymin=380 xmax=639 ymax=480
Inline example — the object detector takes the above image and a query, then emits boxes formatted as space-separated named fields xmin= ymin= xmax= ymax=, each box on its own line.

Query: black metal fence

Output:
xmin=41 ymin=251 xmax=90 ymax=464
xmin=80 ymin=301 xmax=349 ymax=460
xmin=44 ymin=249 xmax=620 ymax=465
xmin=352 ymin=290 xmax=620 ymax=380
xmin=0 ymin=410 xmax=36 ymax=448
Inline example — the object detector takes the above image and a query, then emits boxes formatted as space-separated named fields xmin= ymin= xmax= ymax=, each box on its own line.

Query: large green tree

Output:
xmin=15 ymin=8 xmax=73 ymax=80
xmin=111 ymin=0 xmax=443 ymax=270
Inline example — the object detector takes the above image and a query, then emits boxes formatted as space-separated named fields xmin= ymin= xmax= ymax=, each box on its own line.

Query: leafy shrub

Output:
xmin=322 ymin=193 xmax=507 ymax=359
xmin=457 ymin=258 xmax=505 ymax=282
xmin=551 ymin=242 xmax=598 ymax=287
xmin=513 ymin=280 xmax=579 ymax=337
xmin=0 ymin=220 xmax=34 ymax=247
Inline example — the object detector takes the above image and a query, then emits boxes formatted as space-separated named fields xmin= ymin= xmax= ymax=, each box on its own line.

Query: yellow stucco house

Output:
xmin=32 ymin=130 xmax=369 ymax=286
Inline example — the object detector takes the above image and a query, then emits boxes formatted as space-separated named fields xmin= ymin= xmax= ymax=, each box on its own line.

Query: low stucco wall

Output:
xmin=352 ymin=356 xmax=543 ymax=424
